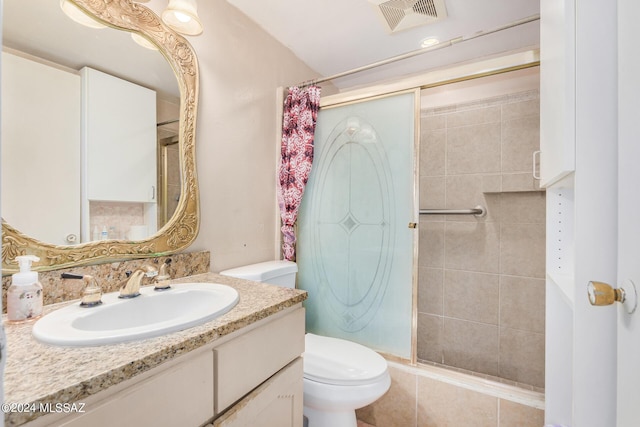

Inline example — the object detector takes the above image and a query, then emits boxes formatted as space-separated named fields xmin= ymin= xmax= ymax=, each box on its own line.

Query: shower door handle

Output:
xmin=408 ymin=222 xmax=417 ymax=229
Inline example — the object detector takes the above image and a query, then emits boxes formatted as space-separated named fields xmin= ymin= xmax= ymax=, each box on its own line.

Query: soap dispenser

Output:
xmin=7 ymin=255 xmax=43 ymax=323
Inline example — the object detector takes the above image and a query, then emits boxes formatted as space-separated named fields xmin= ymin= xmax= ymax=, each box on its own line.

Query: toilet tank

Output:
xmin=219 ymin=260 xmax=298 ymax=288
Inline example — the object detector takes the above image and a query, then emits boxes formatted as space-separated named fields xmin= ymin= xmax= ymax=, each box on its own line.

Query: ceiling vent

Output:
xmin=369 ymin=0 xmax=448 ymax=33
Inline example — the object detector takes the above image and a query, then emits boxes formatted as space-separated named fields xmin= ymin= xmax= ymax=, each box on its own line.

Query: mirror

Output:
xmin=1 ymin=0 xmax=200 ymax=273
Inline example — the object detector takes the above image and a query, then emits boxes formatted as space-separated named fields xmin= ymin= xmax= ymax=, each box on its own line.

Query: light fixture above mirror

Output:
xmin=162 ymin=0 xmax=203 ymax=36
xmin=59 ymin=0 xmax=106 ymax=29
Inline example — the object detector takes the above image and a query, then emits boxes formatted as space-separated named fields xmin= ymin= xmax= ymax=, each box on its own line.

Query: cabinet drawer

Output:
xmin=215 ymin=307 xmax=305 ymax=412
xmin=214 ymin=358 xmax=303 ymax=427
xmin=58 ymin=350 xmax=214 ymax=427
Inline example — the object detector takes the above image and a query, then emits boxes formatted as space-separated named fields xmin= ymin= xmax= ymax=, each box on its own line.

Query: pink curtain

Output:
xmin=278 ymin=85 xmax=321 ymax=261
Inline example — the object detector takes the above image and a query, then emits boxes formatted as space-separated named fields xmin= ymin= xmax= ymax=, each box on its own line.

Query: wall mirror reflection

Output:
xmin=1 ymin=0 xmax=200 ymax=273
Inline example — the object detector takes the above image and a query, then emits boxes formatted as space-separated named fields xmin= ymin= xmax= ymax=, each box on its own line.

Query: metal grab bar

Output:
xmin=419 ymin=205 xmax=486 ymax=217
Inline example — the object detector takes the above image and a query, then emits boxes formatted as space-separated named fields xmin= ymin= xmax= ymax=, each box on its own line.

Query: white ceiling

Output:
xmin=2 ymin=1 xmax=540 ymax=95
xmin=225 ymin=0 xmax=540 ymax=89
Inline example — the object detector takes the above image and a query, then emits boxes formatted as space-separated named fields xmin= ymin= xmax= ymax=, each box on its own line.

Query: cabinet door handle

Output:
xmin=151 ymin=185 xmax=156 ymax=201
xmin=532 ymin=150 xmax=541 ymax=180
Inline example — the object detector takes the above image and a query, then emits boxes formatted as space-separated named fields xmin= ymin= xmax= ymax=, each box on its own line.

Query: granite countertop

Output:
xmin=3 ymin=273 xmax=307 ymax=426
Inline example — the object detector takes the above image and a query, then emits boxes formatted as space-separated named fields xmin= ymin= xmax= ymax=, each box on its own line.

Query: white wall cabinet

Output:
xmin=81 ymin=67 xmax=157 ymax=204
xmin=1 ymin=52 xmax=81 ymax=246
xmin=26 ymin=307 xmax=305 ymax=427
xmin=539 ymin=0 xmax=575 ymax=187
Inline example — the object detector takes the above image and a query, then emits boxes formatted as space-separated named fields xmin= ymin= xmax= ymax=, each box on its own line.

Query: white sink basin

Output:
xmin=32 ymin=283 xmax=239 ymax=347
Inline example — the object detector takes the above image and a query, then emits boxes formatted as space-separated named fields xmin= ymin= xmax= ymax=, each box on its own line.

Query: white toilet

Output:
xmin=220 ymin=260 xmax=391 ymax=427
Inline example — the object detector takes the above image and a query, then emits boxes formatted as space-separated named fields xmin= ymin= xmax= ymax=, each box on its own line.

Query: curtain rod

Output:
xmin=295 ymin=14 xmax=540 ymax=88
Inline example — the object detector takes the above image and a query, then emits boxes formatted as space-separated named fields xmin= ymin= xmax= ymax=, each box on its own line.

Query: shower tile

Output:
xmin=445 ymin=176 xmax=500 ymax=223
xmin=444 ymin=270 xmax=499 ymax=325
xmin=417 ymin=314 xmax=444 ymax=364
xmin=501 ymin=173 xmax=542 ymax=192
xmin=500 ymin=276 xmax=545 ymax=334
xmin=357 ymin=365 xmax=417 ymax=427
xmin=420 ymin=128 xmax=446 ymax=176
xmin=501 ymin=97 xmax=540 ymax=121
xmin=500 ymin=192 xmax=546 ymax=224
xmin=446 ymin=123 xmax=501 ymax=175
xmin=421 ymin=113 xmax=446 ymax=131
xmin=499 ymin=328 xmax=545 ymax=388
xmin=442 ymin=318 xmax=499 ymax=376
xmin=417 ymin=375 xmax=498 ymax=427
xmin=499 ymin=399 xmax=544 ymax=427
xmin=419 ymin=220 xmax=445 ymax=268
xmin=500 ymin=223 xmax=545 ymax=278
xmin=482 ymin=174 xmax=502 ymax=193
xmin=501 ymin=116 xmax=540 ymax=173
xmin=420 ymin=176 xmax=446 ymax=214
xmin=444 ymin=222 xmax=500 ymax=273
xmin=418 ymin=267 xmax=444 ymax=316
xmin=446 ymin=105 xmax=501 ymax=128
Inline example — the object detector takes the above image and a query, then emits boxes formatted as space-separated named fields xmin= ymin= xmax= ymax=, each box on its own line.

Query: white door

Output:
xmin=616 ymin=1 xmax=640 ymax=424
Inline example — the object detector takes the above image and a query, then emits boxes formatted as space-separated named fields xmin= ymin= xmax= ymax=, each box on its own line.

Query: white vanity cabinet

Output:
xmin=81 ymin=66 xmax=157 ymax=204
xmin=26 ymin=306 xmax=305 ymax=427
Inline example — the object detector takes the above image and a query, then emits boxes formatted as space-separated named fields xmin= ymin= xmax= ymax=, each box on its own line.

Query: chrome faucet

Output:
xmin=119 ymin=265 xmax=158 ymax=298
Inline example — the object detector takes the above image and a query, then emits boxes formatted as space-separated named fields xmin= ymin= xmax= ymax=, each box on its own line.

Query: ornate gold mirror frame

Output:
xmin=1 ymin=0 xmax=200 ymax=273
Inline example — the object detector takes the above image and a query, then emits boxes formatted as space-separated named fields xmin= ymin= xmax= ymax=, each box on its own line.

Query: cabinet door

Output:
xmin=539 ymin=0 xmax=575 ymax=186
xmin=82 ymin=67 xmax=157 ymax=203
xmin=214 ymin=358 xmax=303 ymax=427
xmin=58 ymin=350 xmax=214 ymax=427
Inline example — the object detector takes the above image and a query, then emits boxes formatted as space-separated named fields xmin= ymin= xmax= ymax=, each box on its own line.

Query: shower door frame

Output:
xmin=307 ymin=88 xmax=422 ymax=363
xmin=278 ymin=49 xmax=541 ymax=365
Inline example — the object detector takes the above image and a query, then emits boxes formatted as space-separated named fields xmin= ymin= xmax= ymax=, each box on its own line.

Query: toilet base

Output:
xmin=303 ymin=406 xmax=357 ymax=427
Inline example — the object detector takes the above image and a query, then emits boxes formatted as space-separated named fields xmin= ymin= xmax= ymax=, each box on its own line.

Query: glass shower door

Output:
xmin=297 ymin=91 xmax=417 ymax=358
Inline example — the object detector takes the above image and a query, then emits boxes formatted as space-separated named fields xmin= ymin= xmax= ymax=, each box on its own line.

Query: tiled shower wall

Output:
xmin=417 ymin=90 xmax=545 ymax=389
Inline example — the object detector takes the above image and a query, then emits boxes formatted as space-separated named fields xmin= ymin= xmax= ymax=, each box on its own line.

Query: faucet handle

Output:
xmin=154 ymin=259 xmax=172 ymax=291
xmin=61 ymin=273 xmax=103 ymax=307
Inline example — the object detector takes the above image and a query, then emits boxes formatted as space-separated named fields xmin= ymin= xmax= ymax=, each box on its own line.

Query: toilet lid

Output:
xmin=303 ymin=333 xmax=388 ymax=386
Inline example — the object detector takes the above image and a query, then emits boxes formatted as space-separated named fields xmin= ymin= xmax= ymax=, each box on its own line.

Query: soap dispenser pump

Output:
xmin=7 ymin=255 xmax=43 ymax=323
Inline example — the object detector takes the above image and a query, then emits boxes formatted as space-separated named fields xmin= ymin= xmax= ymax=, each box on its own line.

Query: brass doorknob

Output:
xmin=587 ymin=281 xmax=625 ymax=306
xmin=587 ymin=280 xmax=637 ymax=314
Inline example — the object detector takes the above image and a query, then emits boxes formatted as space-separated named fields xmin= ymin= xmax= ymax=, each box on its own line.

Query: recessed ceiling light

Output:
xmin=420 ymin=37 xmax=440 ymax=48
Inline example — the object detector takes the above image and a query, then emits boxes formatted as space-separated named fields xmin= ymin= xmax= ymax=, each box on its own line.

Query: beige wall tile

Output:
xmin=417 ymin=376 xmax=498 ymax=427
xmin=446 ymin=105 xmax=501 ymax=128
xmin=418 ymin=267 xmax=444 ymax=315
xmin=500 ymin=223 xmax=545 ymax=278
xmin=420 ymin=129 xmax=446 ymax=176
xmin=501 ymin=98 xmax=540 ymax=121
xmin=482 ymin=174 xmax=502 ymax=193
xmin=499 ymin=399 xmax=544 ymax=427
xmin=443 ymin=318 xmax=499 ymax=376
xmin=444 ymin=222 xmax=500 ymax=273
xmin=499 ymin=328 xmax=545 ymax=388
xmin=501 ymin=173 xmax=542 ymax=192
xmin=418 ymin=314 xmax=444 ymax=363
xmin=445 ymin=176 xmax=500 ymax=223
xmin=419 ymin=220 xmax=445 ymax=268
xmin=447 ymin=123 xmax=501 ymax=174
xmin=500 ymin=192 xmax=546 ymax=224
xmin=357 ymin=365 xmax=417 ymax=427
xmin=444 ymin=270 xmax=499 ymax=325
xmin=500 ymin=276 xmax=545 ymax=334
xmin=501 ymin=116 xmax=540 ymax=173
xmin=420 ymin=176 xmax=446 ymax=211
xmin=422 ymin=113 xmax=446 ymax=131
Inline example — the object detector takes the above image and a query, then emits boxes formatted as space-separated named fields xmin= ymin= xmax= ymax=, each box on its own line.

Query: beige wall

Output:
xmin=147 ymin=0 xmax=331 ymax=272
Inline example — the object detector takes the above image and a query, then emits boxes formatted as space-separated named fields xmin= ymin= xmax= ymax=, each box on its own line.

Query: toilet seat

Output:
xmin=303 ymin=333 xmax=388 ymax=386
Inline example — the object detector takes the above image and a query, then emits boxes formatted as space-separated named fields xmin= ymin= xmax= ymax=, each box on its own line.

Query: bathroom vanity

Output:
xmin=3 ymin=273 xmax=307 ymax=427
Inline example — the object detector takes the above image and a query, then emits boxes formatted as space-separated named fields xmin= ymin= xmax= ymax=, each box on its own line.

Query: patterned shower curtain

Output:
xmin=278 ymin=85 xmax=321 ymax=261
